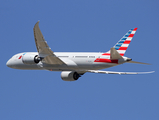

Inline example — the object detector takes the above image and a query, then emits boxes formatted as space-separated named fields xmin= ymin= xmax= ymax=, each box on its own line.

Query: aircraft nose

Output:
xmin=6 ymin=58 xmax=13 ymax=68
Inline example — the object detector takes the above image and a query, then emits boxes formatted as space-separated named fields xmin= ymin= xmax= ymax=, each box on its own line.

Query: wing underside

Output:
xmin=33 ymin=21 xmax=65 ymax=65
xmin=87 ymin=70 xmax=154 ymax=75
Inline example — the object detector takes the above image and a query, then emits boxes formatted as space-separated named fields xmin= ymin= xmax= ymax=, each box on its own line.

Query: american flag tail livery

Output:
xmin=103 ymin=28 xmax=138 ymax=56
xmin=6 ymin=21 xmax=154 ymax=81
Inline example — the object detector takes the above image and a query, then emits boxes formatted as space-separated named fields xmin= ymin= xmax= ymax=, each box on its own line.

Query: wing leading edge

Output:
xmin=87 ymin=70 xmax=154 ymax=75
xmin=33 ymin=21 xmax=65 ymax=65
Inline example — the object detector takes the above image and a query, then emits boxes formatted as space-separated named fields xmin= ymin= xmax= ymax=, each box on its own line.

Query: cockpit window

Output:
xmin=18 ymin=55 xmax=22 ymax=59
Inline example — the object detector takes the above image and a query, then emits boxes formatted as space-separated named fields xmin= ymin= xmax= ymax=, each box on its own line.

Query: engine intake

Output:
xmin=61 ymin=71 xmax=80 ymax=81
xmin=22 ymin=53 xmax=40 ymax=64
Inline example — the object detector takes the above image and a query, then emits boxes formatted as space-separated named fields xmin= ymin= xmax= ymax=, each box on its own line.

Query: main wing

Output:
xmin=33 ymin=21 xmax=65 ymax=65
xmin=87 ymin=70 xmax=154 ymax=75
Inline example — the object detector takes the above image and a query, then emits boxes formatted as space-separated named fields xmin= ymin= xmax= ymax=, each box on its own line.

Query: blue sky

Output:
xmin=1 ymin=0 xmax=159 ymax=120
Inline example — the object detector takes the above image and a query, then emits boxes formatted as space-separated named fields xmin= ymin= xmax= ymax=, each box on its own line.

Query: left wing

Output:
xmin=33 ymin=21 xmax=65 ymax=65
xmin=87 ymin=70 xmax=154 ymax=75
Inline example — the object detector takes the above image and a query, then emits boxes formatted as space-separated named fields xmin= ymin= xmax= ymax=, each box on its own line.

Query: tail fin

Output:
xmin=103 ymin=28 xmax=138 ymax=56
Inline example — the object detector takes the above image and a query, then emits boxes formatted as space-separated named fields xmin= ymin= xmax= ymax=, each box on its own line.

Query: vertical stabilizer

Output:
xmin=114 ymin=28 xmax=137 ymax=56
xmin=103 ymin=28 xmax=138 ymax=56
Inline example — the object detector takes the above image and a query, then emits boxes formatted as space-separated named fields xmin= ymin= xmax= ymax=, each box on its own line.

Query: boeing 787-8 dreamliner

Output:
xmin=6 ymin=21 xmax=154 ymax=81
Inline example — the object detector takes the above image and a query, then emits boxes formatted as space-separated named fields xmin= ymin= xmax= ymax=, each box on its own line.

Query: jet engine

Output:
xmin=22 ymin=53 xmax=40 ymax=64
xmin=61 ymin=71 xmax=81 ymax=81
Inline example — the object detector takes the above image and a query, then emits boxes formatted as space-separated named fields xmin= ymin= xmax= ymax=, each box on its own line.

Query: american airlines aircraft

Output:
xmin=6 ymin=21 xmax=154 ymax=81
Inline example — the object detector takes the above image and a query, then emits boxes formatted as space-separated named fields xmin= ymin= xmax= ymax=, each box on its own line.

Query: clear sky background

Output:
xmin=0 ymin=0 xmax=158 ymax=120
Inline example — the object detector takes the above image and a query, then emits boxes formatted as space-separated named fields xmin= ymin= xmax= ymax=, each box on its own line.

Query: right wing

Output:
xmin=33 ymin=21 xmax=65 ymax=65
xmin=87 ymin=70 xmax=154 ymax=75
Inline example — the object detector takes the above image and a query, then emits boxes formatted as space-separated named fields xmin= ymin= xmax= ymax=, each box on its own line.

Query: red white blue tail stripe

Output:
xmin=103 ymin=28 xmax=137 ymax=56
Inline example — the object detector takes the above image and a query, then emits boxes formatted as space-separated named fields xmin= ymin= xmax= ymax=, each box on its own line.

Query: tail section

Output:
xmin=103 ymin=28 xmax=138 ymax=56
xmin=110 ymin=48 xmax=123 ymax=60
xmin=114 ymin=28 xmax=137 ymax=56
xmin=127 ymin=61 xmax=151 ymax=65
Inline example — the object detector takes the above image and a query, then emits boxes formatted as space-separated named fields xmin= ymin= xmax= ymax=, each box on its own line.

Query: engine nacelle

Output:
xmin=22 ymin=53 xmax=40 ymax=65
xmin=61 ymin=71 xmax=80 ymax=81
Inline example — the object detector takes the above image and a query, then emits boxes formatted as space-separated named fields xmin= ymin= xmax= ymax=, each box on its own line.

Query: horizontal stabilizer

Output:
xmin=87 ymin=70 xmax=154 ymax=75
xmin=127 ymin=61 xmax=151 ymax=65
xmin=110 ymin=48 xmax=123 ymax=60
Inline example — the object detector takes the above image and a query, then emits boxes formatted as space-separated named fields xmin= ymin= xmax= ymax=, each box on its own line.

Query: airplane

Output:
xmin=6 ymin=21 xmax=154 ymax=81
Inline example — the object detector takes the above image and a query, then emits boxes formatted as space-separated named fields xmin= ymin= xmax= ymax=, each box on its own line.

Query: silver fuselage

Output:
xmin=6 ymin=52 xmax=124 ymax=71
